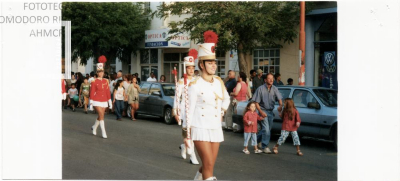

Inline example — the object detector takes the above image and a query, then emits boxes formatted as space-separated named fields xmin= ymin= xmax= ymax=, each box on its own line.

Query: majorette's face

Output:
xmin=186 ymin=66 xmax=195 ymax=76
xmin=204 ymin=60 xmax=216 ymax=74
xmin=97 ymin=71 xmax=104 ymax=78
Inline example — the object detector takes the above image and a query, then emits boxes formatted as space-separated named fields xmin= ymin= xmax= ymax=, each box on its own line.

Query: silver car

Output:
xmin=233 ymin=86 xmax=338 ymax=148
xmin=135 ymin=82 xmax=176 ymax=124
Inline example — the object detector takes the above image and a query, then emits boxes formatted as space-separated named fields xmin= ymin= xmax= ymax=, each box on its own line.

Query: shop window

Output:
xmin=253 ymin=49 xmax=280 ymax=75
xmin=140 ymin=49 xmax=149 ymax=64
xmin=150 ymin=49 xmax=158 ymax=64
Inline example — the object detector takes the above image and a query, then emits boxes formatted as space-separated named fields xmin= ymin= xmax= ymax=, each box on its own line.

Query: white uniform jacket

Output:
xmin=173 ymin=76 xmax=197 ymax=128
xmin=187 ymin=76 xmax=230 ymax=130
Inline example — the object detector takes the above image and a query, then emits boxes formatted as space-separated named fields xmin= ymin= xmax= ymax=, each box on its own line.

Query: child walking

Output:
xmin=242 ymin=101 xmax=264 ymax=154
xmin=79 ymin=77 xmax=90 ymax=114
xmin=272 ymin=98 xmax=303 ymax=156
xmin=68 ymin=83 xmax=78 ymax=112
xmin=113 ymin=80 xmax=126 ymax=121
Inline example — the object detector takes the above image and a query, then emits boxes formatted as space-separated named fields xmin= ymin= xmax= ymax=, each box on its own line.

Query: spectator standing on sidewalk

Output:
xmin=252 ymin=69 xmax=264 ymax=94
xmin=251 ymin=73 xmax=283 ymax=154
xmin=113 ymin=80 xmax=125 ymax=121
xmin=273 ymin=73 xmax=284 ymax=86
xmin=223 ymin=70 xmax=237 ymax=130
xmin=134 ymin=73 xmax=141 ymax=85
xmin=287 ymin=78 xmax=293 ymax=85
xmin=79 ymin=77 xmax=90 ymax=114
xmin=147 ymin=72 xmax=157 ymax=82
xmin=127 ymin=76 xmax=141 ymax=121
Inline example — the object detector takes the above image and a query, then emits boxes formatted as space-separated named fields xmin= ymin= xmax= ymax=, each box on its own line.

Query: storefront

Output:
xmin=137 ymin=29 xmax=191 ymax=82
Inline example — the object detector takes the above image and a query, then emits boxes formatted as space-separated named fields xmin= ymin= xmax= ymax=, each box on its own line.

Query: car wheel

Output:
xmin=163 ymin=107 xmax=173 ymax=125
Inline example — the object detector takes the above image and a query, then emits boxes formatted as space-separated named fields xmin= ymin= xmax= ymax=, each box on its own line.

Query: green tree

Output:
xmin=62 ymin=2 xmax=150 ymax=66
xmin=154 ymin=2 xmax=312 ymax=73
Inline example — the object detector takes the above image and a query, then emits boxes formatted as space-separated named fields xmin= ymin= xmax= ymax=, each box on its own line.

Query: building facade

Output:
xmin=70 ymin=2 xmax=337 ymax=89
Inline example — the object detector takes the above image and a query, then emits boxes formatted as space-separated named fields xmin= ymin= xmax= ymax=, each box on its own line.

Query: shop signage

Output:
xmin=145 ymin=29 xmax=190 ymax=48
xmin=322 ymin=51 xmax=337 ymax=90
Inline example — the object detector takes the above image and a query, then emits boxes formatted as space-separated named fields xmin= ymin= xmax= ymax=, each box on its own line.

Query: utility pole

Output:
xmin=299 ymin=1 xmax=306 ymax=86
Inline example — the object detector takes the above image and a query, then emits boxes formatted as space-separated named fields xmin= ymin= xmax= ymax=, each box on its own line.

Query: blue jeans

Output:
xmin=115 ymin=100 xmax=124 ymax=119
xmin=244 ymin=132 xmax=257 ymax=147
xmin=257 ymin=109 xmax=274 ymax=148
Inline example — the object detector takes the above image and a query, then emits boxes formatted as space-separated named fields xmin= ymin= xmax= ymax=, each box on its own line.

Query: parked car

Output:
xmin=133 ymin=81 xmax=176 ymax=124
xmin=232 ymin=86 xmax=338 ymax=148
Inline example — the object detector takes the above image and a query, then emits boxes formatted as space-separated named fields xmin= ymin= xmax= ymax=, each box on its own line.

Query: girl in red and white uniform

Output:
xmin=90 ymin=55 xmax=112 ymax=139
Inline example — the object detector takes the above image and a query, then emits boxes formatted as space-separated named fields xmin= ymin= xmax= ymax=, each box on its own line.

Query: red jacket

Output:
xmin=280 ymin=108 xmax=301 ymax=131
xmin=243 ymin=111 xmax=263 ymax=133
xmin=90 ymin=79 xmax=111 ymax=102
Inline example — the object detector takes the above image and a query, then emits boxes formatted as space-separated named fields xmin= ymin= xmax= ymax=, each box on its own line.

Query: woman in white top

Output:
xmin=188 ymin=40 xmax=230 ymax=180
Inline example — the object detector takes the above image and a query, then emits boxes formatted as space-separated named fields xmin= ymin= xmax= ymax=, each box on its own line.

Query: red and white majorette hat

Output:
xmin=184 ymin=49 xmax=198 ymax=67
xmin=97 ymin=55 xmax=107 ymax=72
xmin=198 ymin=30 xmax=218 ymax=61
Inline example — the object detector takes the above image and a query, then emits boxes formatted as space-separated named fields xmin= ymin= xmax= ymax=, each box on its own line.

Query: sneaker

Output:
xmin=254 ymin=149 xmax=263 ymax=154
xmin=263 ymin=147 xmax=272 ymax=154
xmin=242 ymin=149 xmax=250 ymax=154
xmin=72 ymin=109 xmax=75 ymax=112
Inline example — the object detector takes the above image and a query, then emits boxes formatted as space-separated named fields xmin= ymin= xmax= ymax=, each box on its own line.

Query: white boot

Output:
xmin=99 ymin=120 xmax=107 ymax=139
xmin=189 ymin=144 xmax=199 ymax=165
xmin=193 ymin=171 xmax=202 ymax=180
xmin=92 ymin=120 xmax=100 ymax=135
xmin=205 ymin=177 xmax=216 ymax=180
xmin=180 ymin=144 xmax=186 ymax=159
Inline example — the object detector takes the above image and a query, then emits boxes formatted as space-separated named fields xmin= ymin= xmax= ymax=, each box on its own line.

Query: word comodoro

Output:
xmin=0 ymin=16 xmax=51 ymax=23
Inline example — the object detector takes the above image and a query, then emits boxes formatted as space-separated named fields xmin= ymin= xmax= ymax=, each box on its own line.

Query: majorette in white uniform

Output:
xmin=173 ymin=55 xmax=200 ymax=164
xmin=189 ymin=35 xmax=230 ymax=180
xmin=187 ymin=45 xmax=230 ymax=143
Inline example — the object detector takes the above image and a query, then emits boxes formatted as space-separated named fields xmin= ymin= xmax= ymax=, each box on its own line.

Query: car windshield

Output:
xmin=313 ymin=89 xmax=337 ymax=107
xmin=162 ymin=84 xmax=176 ymax=96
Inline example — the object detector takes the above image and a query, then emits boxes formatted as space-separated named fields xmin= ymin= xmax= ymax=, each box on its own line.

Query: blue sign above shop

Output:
xmin=145 ymin=41 xmax=168 ymax=48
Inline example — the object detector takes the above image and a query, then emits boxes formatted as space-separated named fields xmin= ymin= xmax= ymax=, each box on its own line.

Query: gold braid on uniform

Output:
xmin=214 ymin=76 xmax=227 ymax=100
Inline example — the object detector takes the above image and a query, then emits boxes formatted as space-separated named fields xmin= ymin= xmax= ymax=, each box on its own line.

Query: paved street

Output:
xmin=62 ymin=107 xmax=337 ymax=180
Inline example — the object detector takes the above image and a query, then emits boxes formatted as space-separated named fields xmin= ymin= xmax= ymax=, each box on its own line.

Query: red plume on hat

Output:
xmin=188 ymin=49 xmax=198 ymax=60
xmin=204 ymin=30 xmax=218 ymax=45
xmin=98 ymin=55 xmax=107 ymax=63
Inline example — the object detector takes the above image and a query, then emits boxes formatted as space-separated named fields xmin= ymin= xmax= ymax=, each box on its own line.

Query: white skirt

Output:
xmin=92 ymin=100 xmax=108 ymax=108
xmin=191 ymin=127 xmax=224 ymax=142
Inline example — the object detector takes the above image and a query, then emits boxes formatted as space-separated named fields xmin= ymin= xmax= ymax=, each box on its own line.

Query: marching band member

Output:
xmin=173 ymin=51 xmax=200 ymax=165
xmin=90 ymin=55 xmax=112 ymax=139
xmin=188 ymin=31 xmax=230 ymax=180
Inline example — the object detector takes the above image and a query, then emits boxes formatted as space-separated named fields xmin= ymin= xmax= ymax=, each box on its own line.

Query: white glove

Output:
xmin=108 ymin=99 xmax=112 ymax=109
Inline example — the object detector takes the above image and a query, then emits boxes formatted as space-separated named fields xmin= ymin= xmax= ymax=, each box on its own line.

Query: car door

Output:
xmin=147 ymin=83 xmax=163 ymax=117
xmin=137 ymin=82 xmax=151 ymax=114
xmin=291 ymin=89 xmax=322 ymax=137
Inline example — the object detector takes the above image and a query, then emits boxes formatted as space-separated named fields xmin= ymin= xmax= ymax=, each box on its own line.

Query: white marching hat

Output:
xmin=184 ymin=56 xmax=196 ymax=67
xmin=97 ymin=55 xmax=107 ymax=72
xmin=198 ymin=43 xmax=216 ymax=61
xmin=198 ymin=30 xmax=218 ymax=61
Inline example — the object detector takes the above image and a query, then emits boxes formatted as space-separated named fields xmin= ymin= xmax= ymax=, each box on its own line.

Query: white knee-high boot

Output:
xmin=180 ymin=144 xmax=187 ymax=159
xmin=92 ymin=120 xmax=100 ymax=135
xmin=190 ymin=140 xmax=199 ymax=165
xmin=99 ymin=120 xmax=107 ymax=138
xmin=193 ymin=171 xmax=202 ymax=180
